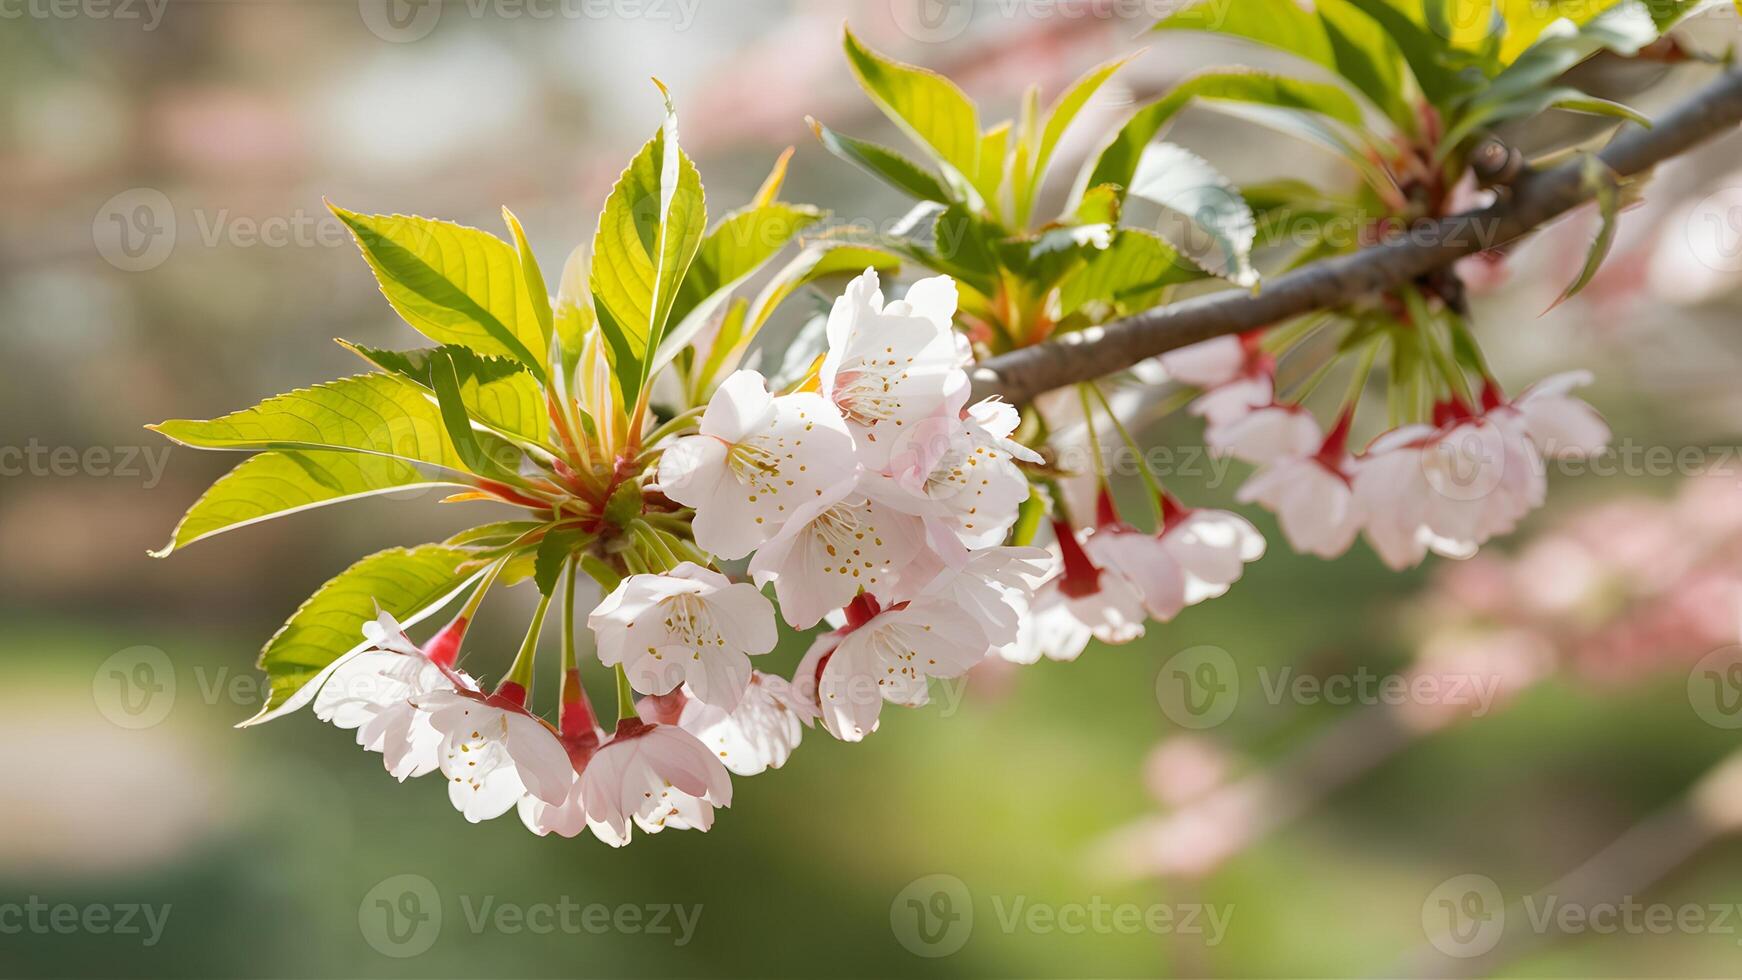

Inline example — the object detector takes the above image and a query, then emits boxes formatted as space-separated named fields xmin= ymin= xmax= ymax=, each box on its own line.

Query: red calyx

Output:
xmin=489 ymin=680 xmax=529 ymax=709
xmin=1318 ymin=408 xmax=1354 ymax=463
xmin=1158 ymin=492 xmax=1190 ymax=532
xmin=843 ymin=593 xmax=883 ymax=631
xmin=559 ymin=668 xmax=601 ymax=738
xmin=1094 ymin=486 xmax=1122 ymax=530
xmin=422 ymin=616 xmax=468 ymax=669
xmin=613 ymin=717 xmax=655 ymax=741
xmin=1479 ymin=377 xmax=1505 ymax=413
xmin=1053 ymin=518 xmax=1102 ymax=599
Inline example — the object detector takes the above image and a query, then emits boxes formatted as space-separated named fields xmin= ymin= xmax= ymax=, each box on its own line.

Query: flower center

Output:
xmin=659 ymin=593 xmax=727 ymax=656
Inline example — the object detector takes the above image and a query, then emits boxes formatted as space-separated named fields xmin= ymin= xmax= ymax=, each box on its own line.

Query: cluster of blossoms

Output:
xmin=1161 ymin=332 xmax=1612 ymax=571
xmin=262 ymin=270 xmax=1056 ymax=843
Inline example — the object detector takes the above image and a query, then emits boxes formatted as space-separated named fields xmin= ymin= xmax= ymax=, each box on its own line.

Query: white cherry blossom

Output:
xmin=590 ymin=563 xmax=777 ymax=711
xmin=820 ymin=270 xmax=970 ymax=468
xmin=815 ymin=598 xmax=987 ymax=741
xmin=996 ymin=577 xmax=1098 ymax=665
xmin=677 ymin=672 xmax=816 ymax=776
xmin=311 ymin=611 xmax=477 ymax=781
xmin=579 ymin=722 xmax=733 ymax=845
xmin=414 ymin=691 xmax=574 ymax=823
xmin=1158 ymin=335 xmax=1244 ymax=388
xmin=747 ymin=482 xmax=924 ymax=629
xmin=1209 ymin=403 xmax=1322 ymax=464
xmin=517 ymin=732 xmax=604 ymax=840
xmin=875 ymin=397 xmax=1041 ymax=550
xmin=657 ymin=369 xmax=856 ymax=559
xmin=1083 ymin=505 xmax=1265 ymax=621
xmin=900 ymin=545 xmax=1051 ymax=648
xmin=1502 ymin=371 xmax=1611 ymax=457
xmin=1239 ymin=455 xmax=1362 ymax=559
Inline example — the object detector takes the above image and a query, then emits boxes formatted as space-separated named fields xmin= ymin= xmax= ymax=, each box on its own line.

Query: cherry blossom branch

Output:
xmin=971 ymin=68 xmax=1742 ymax=405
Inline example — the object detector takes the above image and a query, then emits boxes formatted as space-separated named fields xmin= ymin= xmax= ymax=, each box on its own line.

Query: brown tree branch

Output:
xmin=971 ymin=68 xmax=1742 ymax=405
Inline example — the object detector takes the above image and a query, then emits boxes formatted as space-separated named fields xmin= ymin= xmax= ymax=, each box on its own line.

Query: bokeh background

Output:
xmin=4 ymin=1 xmax=1742 ymax=977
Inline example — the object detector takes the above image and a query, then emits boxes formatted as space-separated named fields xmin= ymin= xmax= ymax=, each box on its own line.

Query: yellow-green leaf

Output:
xmin=842 ymin=26 xmax=981 ymax=197
xmin=330 ymin=205 xmax=548 ymax=380
xmin=589 ymin=91 xmax=707 ymax=404
xmin=242 ymin=545 xmax=486 ymax=722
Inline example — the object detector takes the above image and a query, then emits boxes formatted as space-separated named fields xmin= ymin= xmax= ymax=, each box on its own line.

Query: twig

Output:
xmin=971 ymin=69 xmax=1742 ymax=405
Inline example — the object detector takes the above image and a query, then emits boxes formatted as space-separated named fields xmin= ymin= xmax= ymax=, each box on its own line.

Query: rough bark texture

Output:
xmin=971 ymin=69 xmax=1742 ymax=405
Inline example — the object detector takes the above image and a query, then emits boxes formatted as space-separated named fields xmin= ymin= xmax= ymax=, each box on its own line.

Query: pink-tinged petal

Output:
xmin=1191 ymin=376 xmax=1273 ymax=428
xmin=500 ymin=716 xmax=566 ymax=802
xmin=684 ymin=647 xmax=753 ymax=713
xmin=1210 ymin=405 xmax=1322 ymax=464
xmin=750 ymin=488 xmax=923 ymax=629
xmin=817 ymin=638 xmax=885 ymax=742
xmin=1086 ymin=529 xmax=1186 ymax=622
xmin=1517 ymin=394 xmax=1610 ymax=457
xmin=1160 ymin=336 xmax=1244 ymax=388
xmin=698 ymin=369 xmax=776 ymax=442
xmin=679 ymin=672 xmax=809 ymax=776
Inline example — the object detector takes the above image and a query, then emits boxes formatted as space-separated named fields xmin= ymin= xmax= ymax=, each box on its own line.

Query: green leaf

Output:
xmin=658 ymin=200 xmax=825 ymax=372
xmin=150 ymin=373 xmax=465 ymax=475
xmin=501 ymin=207 xmax=555 ymax=358
xmin=1081 ymin=70 xmax=1364 ymax=207
xmin=1318 ymin=1 xmax=1416 ymax=129
xmin=329 ymin=205 xmax=547 ymax=380
xmin=813 ymin=203 xmax=997 ymax=296
xmin=973 ymin=122 xmax=1011 ymax=219
xmin=1481 ymin=1 xmax=1658 ymax=107
xmin=809 ymin=116 xmax=954 ymax=204
xmin=339 ymin=341 xmax=549 ymax=445
xmin=1126 ymin=142 xmax=1260 ymax=288
xmin=1155 ymin=0 xmax=1414 ymax=130
xmin=552 ymin=246 xmax=596 ymax=388
xmin=841 ymin=26 xmax=981 ymax=197
xmin=1549 ymin=155 xmax=1622 ymax=309
xmin=1439 ymin=84 xmax=1649 ymax=157
xmin=242 ymin=545 xmax=486 ymax=723
xmin=1033 ymin=54 xmax=1139 ymax=197
xmin=151 ymin=450 xmax=463 ymax=557
xmin=1010 ymin=485 xmax=1048 ymax=548
xmin=1058 ymin=228 xmax=1202 ymax=320
xmin=535 ymin=529 xmax=586 ymax=596
xmin=1342 ymin=0 xmax=1484 ymax=103
xmin=589 ymin=87 xmax=707 ymax=406
xmin=446 ymin=520 xmax=542 ymax=548
xmin=427 ymin=350 xmax=527 ymax=484
xmin=693 ymin=244 xmax=897 ymax=400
